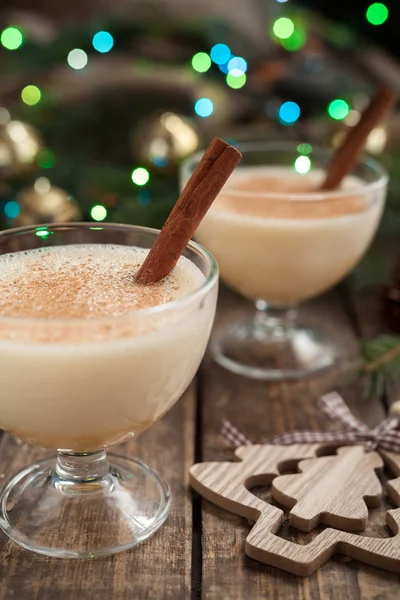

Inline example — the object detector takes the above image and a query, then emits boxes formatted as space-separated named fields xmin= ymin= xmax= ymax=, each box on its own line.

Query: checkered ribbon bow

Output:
xmin=221 ymin=392 xmax=400 ymax=453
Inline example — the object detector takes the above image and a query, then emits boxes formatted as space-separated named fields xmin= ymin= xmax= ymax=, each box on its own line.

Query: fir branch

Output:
xmin=361 ymin=335 xmax=400 ymax=399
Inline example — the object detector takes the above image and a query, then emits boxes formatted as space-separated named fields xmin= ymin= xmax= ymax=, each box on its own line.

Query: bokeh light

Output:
xmin=35 ymin=227 xmax=50 ymax=238
xmin=194 ymin=98 xmax=214 ymax=117
xmin=210 ymin=44 xmax=231 ymax=65
xmin=92 ymin=31 xmax=114 ymax=53
xmin=91 ymin=205 xmax=107 ymax=221
xmin=295 ymin=155 xmax=311 ymax=174
xmin=228 ymin=57 xmax=247 ymax=75
xmin=21 ymin=85 xmax=41 ymax=106
xmin=280 ymin=28 xmax=307 ymax=52
xmin=67 ymin=49 xmax=88 ymax=70
xmin=366 ymin=3 xmax=389 ymax=26
xmin=1 ymin=27 xmax=23 ymax=50
xmin=297 ymin=143 xmax=312 ymax=155
xmin=37 ymin=148 xmax=56 ymax=169
xmin=273 ymin=18 xmax=295 ymax=40
xmin=4 ymin=201 xmax=20 ymax=219
xmin=226 ymin=73 xmax=246 ymax=89
xmin=278 ymin=101 xmax=300 ymax=125
xmin=131 ymin=167 xmax=150 ymax=186
xmin=192 ymin=52 xmax=211 ymax=73
xmin=328 ymin=99 xmax=350 ymax=120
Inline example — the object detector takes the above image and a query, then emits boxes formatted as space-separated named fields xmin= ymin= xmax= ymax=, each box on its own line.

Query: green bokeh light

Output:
xmin=131 ymin=167 xmax=150 ymax=186
xmin=280 ymin=28 xmax=307 ymax=52
xmin=297 ymin=143 xmax=313 ymax=155
xmin=21 ymin=85 xmax=42 ymax=106
xmin=37 ymin=148 xmax=56 ymax=169
xmin=1 ymin=27 xmax=23 ymax=50
xmin=273 ymin=18 xmax=295 ymax=40
xmin=328 ymin=99 xmax=350 ymax=120
xmin=366 ymin=3 xmax=388 ymax=26
xmin=192 ymin=52 xmax=212 ymax=73
xmin=91 ymin=205 xmax=107 ymax=221
xmin=226 ymin=73 xmax=246 ymax=89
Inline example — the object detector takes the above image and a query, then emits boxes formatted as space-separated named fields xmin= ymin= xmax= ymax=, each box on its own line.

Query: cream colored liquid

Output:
xmin=0 ymin=245 xmax=216 ymax=450
xmin=195 ymin=167 xmax=385 ymax=305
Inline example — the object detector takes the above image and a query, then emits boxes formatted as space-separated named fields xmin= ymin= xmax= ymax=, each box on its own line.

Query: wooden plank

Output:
xmin=199 ymin=284 xmax=399 ymax=599
xmin=0 ymin=385 xmax=195 ymax=600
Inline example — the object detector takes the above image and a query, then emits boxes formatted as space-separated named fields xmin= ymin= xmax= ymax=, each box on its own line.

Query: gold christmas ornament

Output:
xmin=132 ymin=112 xmax=201 ymax=167
xmin=15 ymin=178 xmax=81 ymax=227
xmin=0 ymin=119 xmax=43 ymax=176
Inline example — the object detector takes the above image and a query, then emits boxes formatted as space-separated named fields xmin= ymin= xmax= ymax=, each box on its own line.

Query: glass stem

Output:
xmin=254 ymin=300 xmax=297 ymax=342
xmin=54 ymin=450 xmax=111 ymax=495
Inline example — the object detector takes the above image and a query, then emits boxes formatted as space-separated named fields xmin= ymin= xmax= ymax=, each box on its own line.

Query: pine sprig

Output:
xmin=361 ymin=335 xmax=400 ymax=399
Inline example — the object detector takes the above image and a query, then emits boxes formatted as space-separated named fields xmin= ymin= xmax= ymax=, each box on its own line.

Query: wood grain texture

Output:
xmin=0 ymin=386 xmax=195 ymax=600
xmin=199 ymin=284 xmax=400 ymax=598
xmin=191 ymin=442 xmax=400 ymax=576
xmin=272 ymin=446 xmax=383 ymax=532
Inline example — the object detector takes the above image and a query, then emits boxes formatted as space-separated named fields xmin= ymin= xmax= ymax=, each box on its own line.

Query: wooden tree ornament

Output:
xmin=272 ymin=446 xmax=383 ymax=532
xmin=190 ymin=444 xmax=400 ymax=576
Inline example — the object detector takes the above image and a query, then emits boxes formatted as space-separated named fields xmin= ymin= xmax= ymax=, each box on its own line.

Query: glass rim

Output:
xmin=183 ymin=141 xmax=389 ymax=201
xmin=0 ymin=222 xmax=219 ymax=324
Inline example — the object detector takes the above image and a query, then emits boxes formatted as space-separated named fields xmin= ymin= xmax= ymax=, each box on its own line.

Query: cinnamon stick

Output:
xmin=135 ymin=137 xmax=242 ymax=284
xmin=320 ymin=85 xmax=396 ymax=191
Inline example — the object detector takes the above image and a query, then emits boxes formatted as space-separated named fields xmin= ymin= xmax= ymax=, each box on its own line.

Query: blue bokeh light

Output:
xmin=137 ymin=190 xmax=152 ymax=206
xmin=194 ymin=98 xmax=214 ymax=118
xmin=152 ymin=157 xmax=169 ymax=168
xmin=218 ymin=61 xmax=230 ymax=74
xmin=228 ymin=56 xmax=247 ymax=74
xmin=4 ymin=201 xmax=20 ymax=218
xmin=92 ymin=31 xmax=114 ymax=53
xmin=278 ymin=101 xmax=301 ymax=125
xmin=210 ymin=44 xmax=231 ymax=65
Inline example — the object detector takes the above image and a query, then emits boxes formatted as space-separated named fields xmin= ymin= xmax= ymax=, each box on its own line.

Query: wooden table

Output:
xmin=0 ymin=283 xmax=398 ymax=600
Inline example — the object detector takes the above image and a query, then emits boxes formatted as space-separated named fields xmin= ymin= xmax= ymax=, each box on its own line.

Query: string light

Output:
xmin=67 ymin=49 xmax=88 ymax=70
xmin=91 ymin=205 xmax=107 ymax=221
xmin=295 ymin=156 xmax=311 ymax=174
xmin=328 ymin=99 xmax=350 ymax=120
xmin=4 ymin=201 xmax=20 ymax=219
xmin=366 ymin=3 xmax=388 ymax=26
xmin=131 ymin=167 xmax=150 ymax=186
xmin=92 ymin=31 xmax=114 ymax=53
xmin=278 ymin=101 xmax=300 ymax=125
xmin=21 ymin=85 xmax=41 ymax=106
xmin=226 ymin=73 xmax=246 ymax=89
xmin=297 ymin=143 xmax=312 ymax=155
xmin=194 ymin=98 xmax=214 ymax=118
xmin=1 ymin=27 xmax=23 ymax=50
xmin=227 ymin=57 xmax=247 ymax=75
xmin=210 ymin=44 xmax=231 ymax=65
xmin=192 ymin=52 xmax=211 ymax=73
xmin=218 ymin=62 xmax=230 ymax=74
xmin=273 ymin=18 xmax=294 ymax=40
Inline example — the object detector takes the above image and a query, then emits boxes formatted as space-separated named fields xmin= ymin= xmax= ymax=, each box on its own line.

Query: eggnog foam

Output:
xmin=0 ymin=244 xmax=205 ymax=343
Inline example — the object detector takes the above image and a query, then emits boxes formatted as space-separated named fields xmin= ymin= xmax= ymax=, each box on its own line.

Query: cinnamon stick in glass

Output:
xmin=135 ymin=137 xmax=242 ymax=285
xmin=320 ymin=85 xmax=396 ymax=191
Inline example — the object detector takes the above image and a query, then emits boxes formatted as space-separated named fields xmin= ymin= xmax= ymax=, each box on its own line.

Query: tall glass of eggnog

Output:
xmin=181 ymin=142 xmax=387 ymax=380
xmin=0 ymin=223 xmax=218 ymax=557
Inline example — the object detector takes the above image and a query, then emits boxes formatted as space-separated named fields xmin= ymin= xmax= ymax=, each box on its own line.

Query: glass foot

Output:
xmin=210 ymin=319 xmax=340 ymax=380
xmin=0 ymin=454 xmax=171 ymax=558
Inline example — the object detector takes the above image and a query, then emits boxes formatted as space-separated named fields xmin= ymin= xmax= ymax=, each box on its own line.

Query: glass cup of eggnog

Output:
xmin=181 ymin=141 xmax=387 ymax=380
xmin=0 ymin=223 xmax=218 ymax=558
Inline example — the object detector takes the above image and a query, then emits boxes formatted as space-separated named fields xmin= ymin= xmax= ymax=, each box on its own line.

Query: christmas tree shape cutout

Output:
xmin=272 ymin=445 xmax=383 ymax=532
xmin=190 ymin=444 xmax=400 ymax=575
